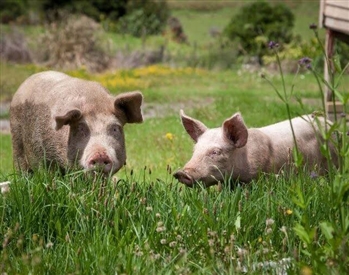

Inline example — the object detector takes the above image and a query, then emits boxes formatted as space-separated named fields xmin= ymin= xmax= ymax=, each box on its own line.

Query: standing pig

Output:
xmin=174 ymin=110 xmax=337 ymax=187
xmin=10 ymin=71 xmax=143 ymax=175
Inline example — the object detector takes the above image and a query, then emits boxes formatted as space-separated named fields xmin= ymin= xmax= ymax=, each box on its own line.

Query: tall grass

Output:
xmin=0 ymin=166 xmax=340 ymax=274
xmin=1 ymin=25 xmax=349 ymax=273
xmin=262 ymin=25 xmax=349 ymax=274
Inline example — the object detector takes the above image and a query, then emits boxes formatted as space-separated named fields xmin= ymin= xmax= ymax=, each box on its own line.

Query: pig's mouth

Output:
xmin=174 ymin=170 xmax=224 ymax=188
xmin=173 ymin=170 xmax=195 ymax=187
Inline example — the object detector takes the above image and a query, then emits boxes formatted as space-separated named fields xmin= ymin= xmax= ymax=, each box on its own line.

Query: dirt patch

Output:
xmin=0 ymin=120 xmax=10 ymax=134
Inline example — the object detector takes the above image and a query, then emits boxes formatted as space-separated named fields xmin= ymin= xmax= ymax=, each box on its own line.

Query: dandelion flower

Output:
xmin=301 ymin=266 xmax=313 ymax=275
xmin=169 ymin=241 xmax=177 ymax=247
xmin=165 ymin=132 xmax=174 ymax=141
xmin=160 ymin=239 xmax=167 ymax=244
xmin=286 ymin=209 xmax=293 ymax=215
xmin=266 ymin=218 xmax=275 ymax=226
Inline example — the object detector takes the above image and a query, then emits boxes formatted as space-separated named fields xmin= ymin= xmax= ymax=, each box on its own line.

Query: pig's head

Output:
xmin=174 ymin=110 xmax=248 ymax=187
xmin=54 ymin=91 xmax=143 ymax=175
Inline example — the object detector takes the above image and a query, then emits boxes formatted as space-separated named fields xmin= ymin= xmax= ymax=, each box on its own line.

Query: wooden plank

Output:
xmin=324 ymin=5 xmax=349 ymax=21
xmin=324 ymin=29 xmax=335 ymax=102
xmin=319 ymin=0 xmax=325 ymax=28
xmin=327 ymin=101 xmax=347 ymax=113
xmin=326 ymin=0 xmax=349 ymax=9
xmin=324 ymin=17 xmax=349 ymax=34
xmin=326 ymin=102 xmax=349 ymax=123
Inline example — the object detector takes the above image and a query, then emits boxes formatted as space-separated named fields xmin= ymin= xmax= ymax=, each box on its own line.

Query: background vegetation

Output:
xmin=1 ymin=0 xmax=348 ymax=274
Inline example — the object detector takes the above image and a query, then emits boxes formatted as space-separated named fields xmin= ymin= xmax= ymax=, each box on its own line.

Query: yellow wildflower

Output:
xmin=301 ymin=266 xmax=312 ymax=275
xmin=165 ymin=133 xmax=174 ymax=141
xmin=286 ymin=209 xmax=293 ymax=215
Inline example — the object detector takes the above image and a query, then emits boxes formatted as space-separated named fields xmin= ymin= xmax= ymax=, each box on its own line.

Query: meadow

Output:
xmin=1 ymin=61 xmax=348 ymax=274
xmin=1 ymin=1 xmax=349 ymax=274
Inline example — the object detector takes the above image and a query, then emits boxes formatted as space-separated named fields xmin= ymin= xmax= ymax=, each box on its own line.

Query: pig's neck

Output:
xmin=232 ymin=128 xmax=276 ymax=182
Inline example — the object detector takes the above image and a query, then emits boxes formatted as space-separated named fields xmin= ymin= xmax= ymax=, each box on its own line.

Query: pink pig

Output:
xmin=174 ymin=110 xmax=337 ymax=187
xmin=10 ymin=71 xmax=143 ymax=175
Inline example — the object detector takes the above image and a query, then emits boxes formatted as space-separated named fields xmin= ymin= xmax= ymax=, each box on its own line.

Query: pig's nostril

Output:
xmin=88 ymin=153 xmax=112 ymax=173
xmin=173 ymin=170 xmax=194 ymax=186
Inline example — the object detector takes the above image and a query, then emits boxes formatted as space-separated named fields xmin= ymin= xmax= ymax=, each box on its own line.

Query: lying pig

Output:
xmin=10 ymin=71 xmax=143 ymax=175
xmin=174 ymin=110 xmax=337 ymax=187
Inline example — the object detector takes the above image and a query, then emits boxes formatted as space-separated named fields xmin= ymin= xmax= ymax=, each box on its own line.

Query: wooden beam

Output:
xmin=324 ymin=29 xmax=335 ymax=103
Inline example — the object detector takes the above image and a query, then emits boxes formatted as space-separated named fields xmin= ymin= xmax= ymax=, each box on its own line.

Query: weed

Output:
xmin=263 ymin=23 xmax=349 ymax=274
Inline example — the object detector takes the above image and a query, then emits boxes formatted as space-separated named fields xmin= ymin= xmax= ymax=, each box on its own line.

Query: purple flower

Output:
xmin=310 ymin=171 xmax=318 ymax=179
xmin=268 ymin=41 xmax=279 ymax=50
xmin=298 ymin=57 xmax=312 ymax=69
xmin=309 ymin=23 xmax=317 ymax=30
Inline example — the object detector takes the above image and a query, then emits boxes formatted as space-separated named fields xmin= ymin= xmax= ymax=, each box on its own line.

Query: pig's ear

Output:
xmin=55 ymin=109 xmax=82 ymax=130
xmin=223 ymin=113 xmax=248 ymax=148
xmin=114 ymin=91 xmax=143 ymax=124
xmin=180 ymin=109 xmax=208 ymax=143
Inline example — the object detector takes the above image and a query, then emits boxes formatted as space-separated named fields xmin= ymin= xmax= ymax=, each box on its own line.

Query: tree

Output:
xmin=224 ymin=1 xmax=294 ymax=63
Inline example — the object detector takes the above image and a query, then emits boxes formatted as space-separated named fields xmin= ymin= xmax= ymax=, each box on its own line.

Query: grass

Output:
xmin=1 ymin=62 xmax=348 ymax=273
xmin=0 ymin=134 xmax=12 ymax=177
xmin=1 ymin=1 xmax=348 ymax=273
xmin=0 ymin=167 xmax=335 ymax=274
xmin=171 ymin=0 xmax=322 ymax=44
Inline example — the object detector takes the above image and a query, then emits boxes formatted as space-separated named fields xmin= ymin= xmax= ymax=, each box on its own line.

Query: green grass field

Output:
xmin=1 ymin=62 xmax=348 ymax=274
xmin=1 ymin=1 xmax=349 ymax=274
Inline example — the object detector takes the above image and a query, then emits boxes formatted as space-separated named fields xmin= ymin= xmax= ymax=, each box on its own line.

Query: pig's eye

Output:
xmin=109 ymin=124 xmax=122 ymax=135
xmin=209 ymin=148 xmax=222 ymax=157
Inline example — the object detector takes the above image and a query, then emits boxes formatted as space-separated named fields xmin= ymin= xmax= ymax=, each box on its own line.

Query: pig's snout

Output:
xmin=87 ymin=152 xmax=113 ymax=174
xmin=173 ymin=170 xmax=194 ymax=187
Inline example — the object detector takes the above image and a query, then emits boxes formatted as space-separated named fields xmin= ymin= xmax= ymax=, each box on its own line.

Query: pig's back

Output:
xmin=258 ymin=115 xmax=329 ymax=169
xmin=11 ymin=71 xmax=110 ymax=107
xmin=259 ymin=115 xmax=320 ymax=143
xmin=11 ymin=71 xmax=71 ymax=107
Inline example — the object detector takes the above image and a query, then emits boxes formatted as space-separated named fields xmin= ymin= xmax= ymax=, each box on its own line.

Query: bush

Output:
xmin=0 ymin=27 xmax=32 ymax=63
xmin=117 ymin=0 xmax=170 ymax=37
xmin=36 ymin=15 xmax=109 ymax=72
xmin=262 ymin=36 xmax=349 ymax=74
xmin=224 ymin=1 xmax=294 ymax=63
xmin=41 ymin=0 xmax=127 ymax=23
xmin=0 ymin=0 xmax=26 ymax=23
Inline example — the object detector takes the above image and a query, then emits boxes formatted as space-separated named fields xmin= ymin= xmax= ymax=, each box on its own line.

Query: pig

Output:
xmin=10 ymin=71 xmax=143 ymax=175
xmin=174 ymin=110 xmax=337 ymax=187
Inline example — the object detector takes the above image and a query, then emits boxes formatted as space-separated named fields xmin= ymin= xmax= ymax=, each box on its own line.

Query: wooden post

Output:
xmin=324 ymin=28 xmax=334 ymax=102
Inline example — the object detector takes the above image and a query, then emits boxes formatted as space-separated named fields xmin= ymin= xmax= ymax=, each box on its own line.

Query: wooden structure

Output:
xmin=319 ymin=0 xmax=349 ymax=121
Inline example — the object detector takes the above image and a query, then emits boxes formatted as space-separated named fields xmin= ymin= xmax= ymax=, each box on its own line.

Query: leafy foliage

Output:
xmin=0 ymin=0 xmax=28 ymax=23
xmin=224 ymin=1 xmax=294 ymax=63
xmin=117 ymin=0 xmax=170 ymax=37
xmin=40 ymin=0 xmax=127 ymax=22
xmin=265 ymin=24 xmax=349 ymax=274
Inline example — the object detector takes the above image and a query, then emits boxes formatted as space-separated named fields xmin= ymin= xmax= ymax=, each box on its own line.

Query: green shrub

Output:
xmin=117 ymin=0 xmax=170 ymax=37
xmin=0 ymin=0 xmax=29 ymax=23
xmin=263 ymin=36 xmax=349 ymax=73
xmin=224 ymin=1 xmax=294 ymax=63
xmin=40 ymin=0 xmax=127 ymax=23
